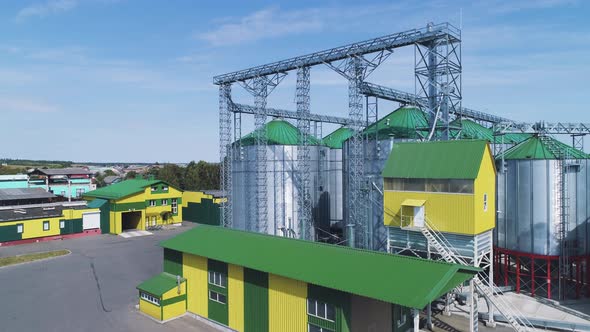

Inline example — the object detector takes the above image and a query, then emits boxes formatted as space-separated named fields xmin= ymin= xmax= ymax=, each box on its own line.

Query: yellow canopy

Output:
xmin=401 ymin=199 xmax=426 ymax=207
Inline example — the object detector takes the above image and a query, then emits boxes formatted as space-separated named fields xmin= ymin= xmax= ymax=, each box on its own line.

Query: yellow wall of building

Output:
xmin=139 ymin=298 xmax=161 ymax=320
xmin=473 ymin=144 xmax=496 ymax=234
xmin=143 ymin=186 xmax=183 ymax=201
xmin=183 ymin=253 xmax=208 ymax=317
xmin=182 ymin=191 xmax=208 ymax=207
xmin=228 ymin=264 xmax=244 ymax=331
xmin=268 ymin=273 xmax=308 ymax=332
xmin=162 ymin=282 xmax=187 ymax=321
xmin=383 ymin=191 xmax=476 ymax=235
xmin=62 ymin=207 xmax=100 ymax=219
xmin=1 ymin=216 xmax=61 ymax=239
xmin=114 ymin=192 xmax=144 ymax=204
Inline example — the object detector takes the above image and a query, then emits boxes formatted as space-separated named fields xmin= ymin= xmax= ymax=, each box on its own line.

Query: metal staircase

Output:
xmin=421 ymin=219 xmax=536 ymax=332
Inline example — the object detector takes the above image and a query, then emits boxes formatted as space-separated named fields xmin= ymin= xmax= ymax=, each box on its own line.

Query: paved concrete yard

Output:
xmin=0 ymin=223 xmax=217 ymax=332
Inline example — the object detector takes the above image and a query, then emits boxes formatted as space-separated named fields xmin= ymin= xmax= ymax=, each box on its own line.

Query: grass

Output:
xmin=0 ymin=249 xmax=70 ymax=268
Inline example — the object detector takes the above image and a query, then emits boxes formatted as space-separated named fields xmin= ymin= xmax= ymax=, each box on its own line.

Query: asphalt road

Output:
xmin=0 ymin=223 xmax=216 ymax=332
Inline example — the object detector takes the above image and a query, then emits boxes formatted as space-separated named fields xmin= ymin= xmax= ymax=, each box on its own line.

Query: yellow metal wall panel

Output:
xmin=62 ymin=208 xmax=99 ymax=220
xmin=228 ymin=264 xmax=244 ymax=331
xmin=268 ymin=273 xmax=307 ymax=332
xmin=383 ymin=191 xmax=475 ymax=235
xmin=13 ymin=217 xmax=61 ymax=239
xmin=182 ymin=191 xmax=208 ymax=207
xmin=183 ymin=253 xmax=208 ymax=317
xmin=109 ymin=211 xmax=122 ymax=234
xmin=163 ymin=281 xmax=186 ymax=300
xmin=115 ymin=192 xmax=145 ymax=204
xmin=139 ymin=299 xmax=161 ymax=320
xmin=163 ymin=301 xmax=185 ymax=321
xmin=473 ymin=144 xmax=496 ymax=234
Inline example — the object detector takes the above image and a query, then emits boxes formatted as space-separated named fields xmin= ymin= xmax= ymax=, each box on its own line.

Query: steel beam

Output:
xmin=359 ymin=82 xmax=511 ymax=124
xmin=219 ymin=84 xmax=232 ymax=228
xmin=230 ymin=102 xmax=364 ymax=126
xmin=296 ymin=67 xmax=313 ymax=241
xmin=213 ymin=23 xmax=460 ymax=85
xmin=494 ymin=122 xmax=590 ymax=135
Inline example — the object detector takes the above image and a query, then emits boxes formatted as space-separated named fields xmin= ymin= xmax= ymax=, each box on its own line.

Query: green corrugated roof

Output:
xmin=160 ymin=225 xmax=479 ymax=309
xmin=322 ymin=127 xmax=354 ymax=149
xmin=87 ymin=198 xmax=107 ymax=208
xmin=84 ymin=179 xmax=163 ymax=200
xmin=137 ymin=272 xmax=185 ymax=297
xmin=238 ymin=119 xmax=322 ymax=146
xmin=502 ymin=136 xmax=589 ymax=160
xmin=363 ymin=106 xmax=429 ymax=139
xmin=382 ymin=140 xmax=489 ymax=179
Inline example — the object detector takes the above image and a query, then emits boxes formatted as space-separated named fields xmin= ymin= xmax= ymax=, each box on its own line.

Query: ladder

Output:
xmin=421 ymin=221 xmax=536 ymax=332
xmin=539 ymin=135 xmax=572 ymax=299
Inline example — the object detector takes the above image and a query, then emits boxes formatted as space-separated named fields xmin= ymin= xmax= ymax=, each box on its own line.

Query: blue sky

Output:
xmin=1 ymin=0 xmax=589 ymax=163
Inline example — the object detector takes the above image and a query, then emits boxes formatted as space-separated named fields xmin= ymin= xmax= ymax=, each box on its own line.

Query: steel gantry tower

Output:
xmin=215 ymin=22 xmax=469 ymax=246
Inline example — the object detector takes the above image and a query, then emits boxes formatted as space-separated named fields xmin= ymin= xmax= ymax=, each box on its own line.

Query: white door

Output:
xmin=413 ymin=206 xmax=425 ymax=228
xmin=82 ymin=212 xmax=101 ymax=230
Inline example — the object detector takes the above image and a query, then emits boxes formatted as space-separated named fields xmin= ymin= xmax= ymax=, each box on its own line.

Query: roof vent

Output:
xmin=13 ymin=209 xmax=26 ymax=214
xmin=43 ymin=207 xmax=55 ymax=211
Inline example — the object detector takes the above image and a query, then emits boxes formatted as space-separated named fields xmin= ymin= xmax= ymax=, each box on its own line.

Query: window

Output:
xmin=151 ymin=216 xmax=156 ymax=226
xmin=140 ymin=292 xmax=160 ymax=306
xmin=151 ymin=186 xmax=157 ymax=192
xmin=208 ymin=271 xmax=227 ymax=288
xmin=383 ymin=178 xmax=473 ymax=194
xmin=162 ymin=199 xmax=168 ymax=206
xmin=60 ymin=191 xmax=66 ymax=197
xmin=149 ymin=200 xmax=156 ymax=207
xmin=171 ymin=198 xmax=178 ymax=214
xmin=396 ymin=305 xmax=407 ymax=328
xmin=308 ymin=324 xmax=334 ymax=332
xmin=162 ymin=186 xmax=168 ymax=191
xmin=16 ymin=224 xmax=23 ymax=233
xmin=60 ymin=221 xmax=65 ymax=229
xmin=43 ymin=221 xmax=50 ymax=231
xmin=76 ymin=188 xmax=85 ymax=198
xmin=307 ymin=298 xmax=336 ymax=322
xmin=209 ymin=290 xmax=226 ymax=304
xmin=483 ymin=193 xmax=488 ymax=212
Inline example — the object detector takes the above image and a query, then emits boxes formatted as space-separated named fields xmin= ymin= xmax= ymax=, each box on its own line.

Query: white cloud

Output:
xmin=197 ymin=7 xmax=323 ymax=46
xmin=479 ymin=0 xmax=578 ymax=14
xmin=16 ymin=0 xmax=79 ymax=21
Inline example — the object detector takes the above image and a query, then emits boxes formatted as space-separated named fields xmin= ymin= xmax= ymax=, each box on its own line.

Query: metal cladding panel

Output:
xmin=324 ymin=148 xmax=344 ymax=225
xmin=567 ymin=160 xmax=590 ymax=255
xmin=268 ymin=274 xmax=307 ymax=332
xmin=232 ymin=144 xmax=325 ymax=238
xmin=343 ymin=138 xmax=407 ymax=251
xmin=496 ymin=159 xmax=570 ymax=256
xmin=495 ymin=170 xmax=506 ymax=249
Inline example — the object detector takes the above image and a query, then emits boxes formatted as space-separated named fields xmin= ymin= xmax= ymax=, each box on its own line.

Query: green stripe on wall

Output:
xmin=111 ymin=201 xmax=146 ymax=212
xmin=244 ymin=268 xmax=269 ymax=332
xmin=308 ymin=284 xmax=351 ymax=332
xmin=163 ymin=248 xmax=183 ymax=276
xmin=161 ymin=294 xmax=186 ymax=306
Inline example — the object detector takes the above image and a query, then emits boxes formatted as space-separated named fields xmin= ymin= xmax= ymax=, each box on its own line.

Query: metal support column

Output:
xmin=219 ymin=83 xmax=233 ymax=228
xmin=347 ymin=57 xmax=366 ymax=248
xmin=296 ymin=66 xmax=313 ymax=241
xmin=253 ymin=78 xmax=268 ymax=233
xmin=413 ymin=308 xmax=420 ymax=332
xmin=469 ymin=279 xmax=478 ymax=332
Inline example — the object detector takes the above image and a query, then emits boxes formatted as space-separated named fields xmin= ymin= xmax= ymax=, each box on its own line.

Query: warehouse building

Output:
xmin=0 ymin=188 xmax=100 ymax=245
xmin=182 ymin=190 xmax=224 ymax=225
xmin=0 ymin=174 xmax=28 ymax=189
xmin=28 ymin=168 xmax=96 ymax=199
xmin=137 ymin=225 xmax=478 ymax=331
xmin=84 ymin=179 xmax=183 ymax=234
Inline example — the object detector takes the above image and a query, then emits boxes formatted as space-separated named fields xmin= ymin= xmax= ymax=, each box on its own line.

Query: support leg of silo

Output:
xmin=426 ymin=302 xmax=432 ymax=330
xmin=443 ymin=293 xmax=451 ymax=316
xmin=413 ymin=308 xmax=420 ymax=332
xmin=486 ymin=235 xmax=496 ymax=327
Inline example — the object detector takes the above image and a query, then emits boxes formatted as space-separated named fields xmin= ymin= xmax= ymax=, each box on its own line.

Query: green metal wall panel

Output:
xmin=111 ymin=201 xmax=147 ymax=212
xmin=163 ymin=248 xmax=183 ymax=276
xmin=244 ymin=268 xmax=269 ymax=332
xmin=60 ymin=218 xmax=83 ymax=235
xmin=0 ymin=224 xmax=22 ymax=242
xmin=183 ymin=199 xmax=221 ymax=225
xmin=392 ymin=304 xmax=412 ymax=332
xmin=99 ymin=202 xmax=111 ymax=234
xmin=308 ymin=284 xmax=351 ymax=332
xmin=208 ymin=293 xmax=229 ymax=325
xmin=207 ymin=259 xmax=228 ymax=326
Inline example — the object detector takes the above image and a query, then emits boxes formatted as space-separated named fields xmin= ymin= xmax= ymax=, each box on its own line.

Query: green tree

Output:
xmin=124 ymin=171 xmax=138 ymax=180
xmin=183 ymin=161 xmax=201 ymax=190
xmin=157 ymin=164 xmax=183 ymax=188
xmin=103 ymin=169 xmax=116 ymax=176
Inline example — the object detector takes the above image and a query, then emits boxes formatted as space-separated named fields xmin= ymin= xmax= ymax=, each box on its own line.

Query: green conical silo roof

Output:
xmin=451 ymin=119 xmax=494 ymax=141
xmin=501 ymin=135 xmax=589 ymax=160
xmin=238 ymin=119 xmax=322 ymax=146
xmin=322 ymin=127 xmax=354 ymax=149
xmin=363 ymin=106 xmax=429 ymax=139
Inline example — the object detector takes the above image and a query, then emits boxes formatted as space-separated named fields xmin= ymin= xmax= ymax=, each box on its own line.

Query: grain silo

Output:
xmin=231 ymin=119 xmax=326 ymax=239
xmin=495 ymin=135 xmax=590 ymax=299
